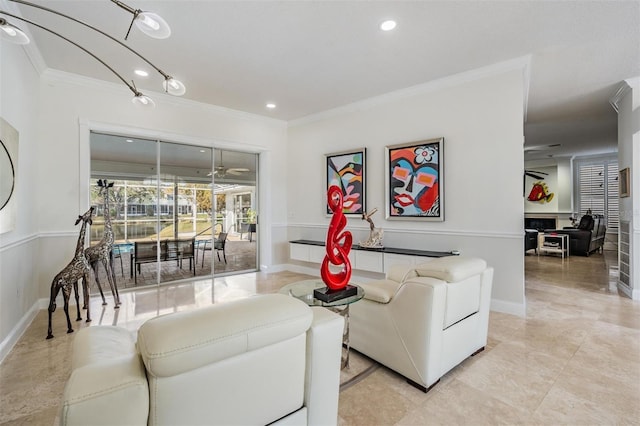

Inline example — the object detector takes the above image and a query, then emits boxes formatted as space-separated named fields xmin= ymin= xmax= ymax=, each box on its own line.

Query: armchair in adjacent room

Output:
xmin=545 ymin=213 xmax=606 ymax=256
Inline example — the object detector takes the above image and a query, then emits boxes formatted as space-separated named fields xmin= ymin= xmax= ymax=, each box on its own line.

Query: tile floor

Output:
xmin=1 ymin=251 xmax=639 ymax=425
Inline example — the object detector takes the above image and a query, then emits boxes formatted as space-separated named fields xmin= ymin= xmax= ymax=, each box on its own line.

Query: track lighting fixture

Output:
xmin=0 ymin=11 xmax=155 ymax=107
xmin=110 ymin=0 xmax=171 ymax=40
xmin=1 ymin=0 xmax=187 ymax=106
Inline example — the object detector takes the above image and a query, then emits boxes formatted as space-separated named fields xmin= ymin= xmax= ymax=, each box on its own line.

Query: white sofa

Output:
xmin=350 ymin=256 xmax=493 ymax=392
xmin=60 ymin=293 xmax=344 ymax=425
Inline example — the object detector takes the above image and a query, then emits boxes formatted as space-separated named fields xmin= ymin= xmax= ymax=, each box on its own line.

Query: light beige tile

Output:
xmin=339 ymin=369 xmax=415 ymax=425
xmin=397 ymin=379 xmax=531 ymax=426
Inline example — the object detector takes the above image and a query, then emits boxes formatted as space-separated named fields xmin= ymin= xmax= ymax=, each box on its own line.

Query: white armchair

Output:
xmin=350 ymin=256 xmax=493 ymax=392
xmin=61 ymin=293 xmax=344 ymax=425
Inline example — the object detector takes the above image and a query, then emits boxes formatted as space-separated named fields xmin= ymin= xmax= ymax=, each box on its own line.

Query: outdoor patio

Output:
xmin=87 ymin=232 xmax=257 ymax=296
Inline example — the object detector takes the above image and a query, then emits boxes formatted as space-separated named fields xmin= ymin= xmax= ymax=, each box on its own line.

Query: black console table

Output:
xmin=289 ymin=240 xmax=457 ymax=274
xmin=290 ymin=239 xmax=457 ymax=258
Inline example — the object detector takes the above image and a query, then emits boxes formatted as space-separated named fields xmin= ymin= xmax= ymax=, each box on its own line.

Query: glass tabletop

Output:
xmin=279 ymin=279 xmax=364 ymax=307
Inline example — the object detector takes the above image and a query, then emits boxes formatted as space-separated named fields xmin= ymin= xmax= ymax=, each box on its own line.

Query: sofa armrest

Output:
xmin=61 ymin=355 xmax=149 ymax=426
xmin=304 ymin=307 xmax=344 ymax=426
xmin=385 ymin=263 xmax=418 ymax=283
xmin=390 ymin=277 xmax=448 ymax=386
xmin=61 ymin=327 xmax=149 ymax=426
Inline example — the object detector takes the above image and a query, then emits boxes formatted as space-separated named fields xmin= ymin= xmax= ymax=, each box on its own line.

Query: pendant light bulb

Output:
xmin=162 ymin=77 xmax=186 ymax=96
xmin=135 ymin=11 xmax=170 ymax=39
xmin=132 ymin=93 xmax=156 ymax=108
xmin=0 ymin=19 xmax=30 ymax=45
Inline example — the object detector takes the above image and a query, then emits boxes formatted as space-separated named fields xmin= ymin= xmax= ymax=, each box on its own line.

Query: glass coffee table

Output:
xmin=279 ymin=279 xmax=364 ymax=368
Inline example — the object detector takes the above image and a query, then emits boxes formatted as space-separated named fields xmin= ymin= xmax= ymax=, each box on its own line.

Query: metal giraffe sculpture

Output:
xmin=47 ymin=207 xmax=94 ymax=339
xmin=85 ymin=179 xmax=121 ymax=308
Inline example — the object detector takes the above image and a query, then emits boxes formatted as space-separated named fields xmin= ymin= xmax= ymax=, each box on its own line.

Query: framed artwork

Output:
xmin=619 ymin=167 xmax=630 ymax=198
xmin=0 ymin=117 xmax=18 ymax=234
xmin=386 ymin=138 xmax=444 ymax=221
xmin=325 ymin=148 xmax=366 ymax=215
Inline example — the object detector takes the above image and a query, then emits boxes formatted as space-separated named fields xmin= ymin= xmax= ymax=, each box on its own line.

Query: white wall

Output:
xmin=0 ymin=40 xmax=42 ymax=360
xmin=616 ymin=77 xmax=640 ymax=299
xmin=287 ymin=63 xmax=527 ymax=315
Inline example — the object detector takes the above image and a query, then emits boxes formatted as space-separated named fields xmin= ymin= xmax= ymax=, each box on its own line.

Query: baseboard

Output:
xmin=0 ymin=299 xmax=44 ymax=364
xmin=617 ymin=282 xmax=639 ymax=300
xmin=260 ymin=263 xmax=289 ymax=273
xmin=490 ymin=298 xmax=526 ymax=318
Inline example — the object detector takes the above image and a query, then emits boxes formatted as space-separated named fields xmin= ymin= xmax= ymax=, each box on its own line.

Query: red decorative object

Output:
xmin=321 ymin=185 xmax=353 ymax=290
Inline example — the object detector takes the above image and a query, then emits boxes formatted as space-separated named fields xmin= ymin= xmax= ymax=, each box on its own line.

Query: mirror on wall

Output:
xmin=88 ymin=132 xmax=259 ymax=295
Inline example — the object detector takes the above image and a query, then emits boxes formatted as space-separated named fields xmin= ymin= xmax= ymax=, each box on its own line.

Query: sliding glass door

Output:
xmin=89 ymin=132 xmax=258 ymax=294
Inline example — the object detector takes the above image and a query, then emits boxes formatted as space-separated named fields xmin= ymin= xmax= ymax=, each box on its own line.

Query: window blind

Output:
xmin=576 ymin=159 xmax=618 ymax=232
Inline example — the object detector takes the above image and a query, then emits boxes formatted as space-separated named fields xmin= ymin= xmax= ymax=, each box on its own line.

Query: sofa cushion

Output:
xmin=71 ymin=325 xmax=137 ymax=369
xmin=137 ymin=293 xmax=313 ymax=378
xmin=577 ymin=214 xmax=594 ymax=230
xmin=415 ymin=256 xmax=487 ymax=283
xmin=360 ymin=279 xmax=401 ymax=303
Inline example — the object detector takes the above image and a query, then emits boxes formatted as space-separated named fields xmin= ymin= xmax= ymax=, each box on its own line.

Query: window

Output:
xmin=575 ymin=157 xmax=618 ymax=232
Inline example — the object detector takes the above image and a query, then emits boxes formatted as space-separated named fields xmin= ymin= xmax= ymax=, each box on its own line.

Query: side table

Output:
xmin=539 ymin=233 xmax=570 ymax=259
xmin=279 ymin=280 xmax=364 ymax=368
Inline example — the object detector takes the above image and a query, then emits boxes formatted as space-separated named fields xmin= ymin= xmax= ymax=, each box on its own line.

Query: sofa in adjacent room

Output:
xmin=545 ymin=213 xmax=606 ymax=256
xmin=60 ymin=293 xmax=344 ymax=426
xmin=525 ymin=229 xmax=539 ymax=254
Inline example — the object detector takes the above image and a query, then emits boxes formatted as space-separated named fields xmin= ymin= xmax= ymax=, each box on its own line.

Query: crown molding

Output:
xmin=609 ymin=76 xmax=640 ymax=113
xmin=39 ymin=69 xmax=288 ymax=128
xmin=609 ymin=82 xmax=631 ymax=113
xmin=289 ymin=55 xmax=532 ymax=128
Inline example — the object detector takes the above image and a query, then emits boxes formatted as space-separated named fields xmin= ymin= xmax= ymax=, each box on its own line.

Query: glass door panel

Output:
xmin=159 ymin=141 xmax=213 ymax=285
xmin=90 ymin=134 xmax=159 ymax=291
xmin=213 ymin=149 xmax=258 ymax=274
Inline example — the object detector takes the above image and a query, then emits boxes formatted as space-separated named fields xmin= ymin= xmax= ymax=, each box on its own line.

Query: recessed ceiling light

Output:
xmin=134 ymin=69 xmax=149 ymax=77
xmin=380 ymin=20 xmax=397 ymax=31
xmin=125 ymin=139 xmax=133 ymax=143
xmin=266 ymin=103 xmax=276 ymax=109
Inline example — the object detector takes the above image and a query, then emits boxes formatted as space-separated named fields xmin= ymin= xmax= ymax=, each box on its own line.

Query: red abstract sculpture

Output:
xmin=321 ymin=185 xmax=353 ymax=290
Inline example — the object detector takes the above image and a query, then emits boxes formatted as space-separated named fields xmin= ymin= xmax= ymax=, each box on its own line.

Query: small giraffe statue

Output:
xmin=85 ymin=179 xmax=121 ymax=308
xmin=46 ymin=207 xmax=94 ymax=339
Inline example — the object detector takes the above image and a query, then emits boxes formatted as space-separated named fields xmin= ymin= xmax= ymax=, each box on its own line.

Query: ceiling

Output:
xmin=4 ymin=0 xmax=639 ymax=161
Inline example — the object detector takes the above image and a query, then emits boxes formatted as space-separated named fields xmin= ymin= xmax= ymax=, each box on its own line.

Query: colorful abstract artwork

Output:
xmin=386 ymin=138 xmax=444 ymax=221
xmin=325 ymin=149 xmax=366 ymax=215
xmin=527 ymin=181 xmax=554 ymax=203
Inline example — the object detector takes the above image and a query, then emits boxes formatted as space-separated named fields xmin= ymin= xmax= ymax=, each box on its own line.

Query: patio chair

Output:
xmin=201 ymin=232 xmax=228 ymax=265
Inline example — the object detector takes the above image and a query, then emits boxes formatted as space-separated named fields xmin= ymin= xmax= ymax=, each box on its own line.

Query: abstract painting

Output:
xmin=386 ymin=138 xmax=444 ymax=221
xmin=325 ymin=149 xmax=366 ymax=215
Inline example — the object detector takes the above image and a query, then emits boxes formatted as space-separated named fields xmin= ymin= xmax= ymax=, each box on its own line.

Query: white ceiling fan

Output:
xmin=212 ymin=151 xmax=250 ymax=178
xmin=524 ymin=143 xmax=561 ymax=155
